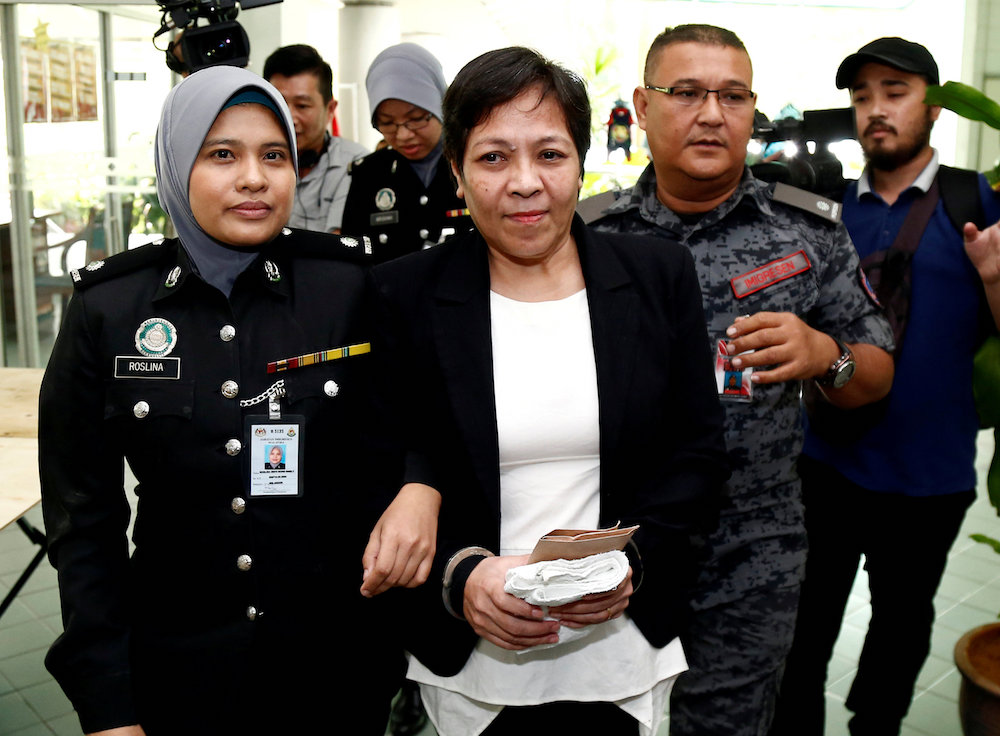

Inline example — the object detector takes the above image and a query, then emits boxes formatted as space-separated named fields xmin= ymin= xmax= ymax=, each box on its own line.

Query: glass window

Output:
xmin=0 ymin=4 xmax=170 ymax=366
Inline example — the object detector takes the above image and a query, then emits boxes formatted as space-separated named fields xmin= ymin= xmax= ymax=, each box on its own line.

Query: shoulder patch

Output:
xmin=281 ymin=227 xmax=375 ymax=265
xmin=347 ymin=149 xmax=387 ymax=175
xmin=576 ymin=190 xmax=622 ymax=225
xmin=771 ymin=182 xmax=841 ymax=223
xmin=71 ymin=240 xmax=173 ymax=290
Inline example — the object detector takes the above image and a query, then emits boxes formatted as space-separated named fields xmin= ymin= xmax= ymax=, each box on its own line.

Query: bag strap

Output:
xmin=887 ymin=174 xmax=941 ymax=255
xmin=938 ymin=165 xmax=997 ymax=345
xmin=861 ymin=175 xmax=941 ymax=360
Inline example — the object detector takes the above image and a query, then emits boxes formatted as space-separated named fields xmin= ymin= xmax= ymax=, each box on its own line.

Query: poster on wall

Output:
xmin=21 ymin=40 xmax=46 ymax=123
xmin=20 ymin=38 xmax=99 ymax=123
xmin=48 ymin=42 xmax=74 ymax=122
xmin=73 ymin=45 xmax=98 ymax=121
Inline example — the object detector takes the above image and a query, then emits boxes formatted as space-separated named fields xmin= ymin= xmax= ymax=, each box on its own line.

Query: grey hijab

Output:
xmin=365 ymin=43 xmax=447 ymax=185
xmin=366 ymin=42 xmax=447 ymax=126
xmin=154 ymin=65 xmax=297 ymax=296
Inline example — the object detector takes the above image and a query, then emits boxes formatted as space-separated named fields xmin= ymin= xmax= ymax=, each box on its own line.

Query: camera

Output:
xmin=751 ymin=107 xmax=856 ymax=202
xmin=154 ymin=0 xmax=283 ymax=74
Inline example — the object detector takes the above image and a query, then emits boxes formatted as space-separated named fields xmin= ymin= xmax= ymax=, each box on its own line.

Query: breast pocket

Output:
xmin=279 ymin=361 xmax=364 ymax=411
xmin=104 ymin=379 xmax=195 ymax=422
xmin=277 ymin=358 xmax=372 ymax=459
xmin=737 ymin=266 xmax=820 ymax=315
xmin=104 ymin=379 xmax=196 ymax=477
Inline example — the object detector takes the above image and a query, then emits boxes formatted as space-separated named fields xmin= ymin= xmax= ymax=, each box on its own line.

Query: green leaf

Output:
xmin=987 ymin=164 xmax=1000 ymax=190
xmin=989 ymin=427 xmax=1000 ymax=513
xmin=925 ymin=82 xmax=1000 ymax=130
xmin=592 ymin=46 xmax=617 ymax=76
xmin=971 ymin=533 xmax=1000 ymax=553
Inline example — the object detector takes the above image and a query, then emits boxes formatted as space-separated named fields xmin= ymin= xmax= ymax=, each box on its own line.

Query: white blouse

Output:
xmin=407 ymin=289 xmax=686 ymax=736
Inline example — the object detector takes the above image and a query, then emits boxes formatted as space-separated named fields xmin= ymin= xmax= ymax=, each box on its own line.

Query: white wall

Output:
xmin=968 ymin=0 xmax=1000 ymax=171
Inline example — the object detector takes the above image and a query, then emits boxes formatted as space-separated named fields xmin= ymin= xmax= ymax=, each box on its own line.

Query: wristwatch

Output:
xmin=817 ymin=337 xmax=856 ymax=389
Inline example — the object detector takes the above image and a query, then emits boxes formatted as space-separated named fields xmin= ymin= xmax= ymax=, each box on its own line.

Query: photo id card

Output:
xmin=246 ymin=415 xmax=304 ymax=497
xmin=715 ymin=339 xmax=753 ymax=403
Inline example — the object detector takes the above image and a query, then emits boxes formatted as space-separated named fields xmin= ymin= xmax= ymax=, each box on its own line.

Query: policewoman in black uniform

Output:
xmin=39 ymin=66 xmax=405 ymax=736
xmin=341 ymin=42 xmax=473 ymax=263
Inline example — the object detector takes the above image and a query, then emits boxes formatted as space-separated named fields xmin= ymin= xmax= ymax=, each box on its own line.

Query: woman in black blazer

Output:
xmin=365 ymin=48 xmax=728 ymax=736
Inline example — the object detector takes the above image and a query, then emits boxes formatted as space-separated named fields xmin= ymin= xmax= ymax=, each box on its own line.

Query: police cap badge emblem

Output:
xmin=135 ymin=317 xmax=178 ymax=358
xmin=375 ymin=188 xmax=396 ymax=211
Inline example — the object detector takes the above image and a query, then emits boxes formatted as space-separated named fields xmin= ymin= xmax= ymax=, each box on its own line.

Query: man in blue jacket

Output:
xmin=772 ymin=37 xmax=1000 ymax=736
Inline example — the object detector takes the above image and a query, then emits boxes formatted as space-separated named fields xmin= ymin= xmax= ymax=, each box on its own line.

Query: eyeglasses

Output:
xmin=645 ymin=85 xmax=756 ymax=109
xmin=375 ymin=112 xmax=434 ymax=134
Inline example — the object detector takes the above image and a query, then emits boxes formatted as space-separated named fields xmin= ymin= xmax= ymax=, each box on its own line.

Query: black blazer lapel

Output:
xmin=576 ymin=219 xmax=640 ymax=465
xmin=431 ymin=238 xmax=502 ymax=521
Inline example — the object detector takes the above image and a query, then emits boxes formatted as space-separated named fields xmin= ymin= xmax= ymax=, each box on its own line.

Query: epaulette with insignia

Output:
xmin=347 ymin=149 xmax=382 ymax=175
xmin=770 ymin=182 xmax=841 ymax=224
xmin=70 ymin=240 xmax=174 ymax=291
xmin=576 ymin=190 xmax=622 ymax=225
xmin=282 ymin=227 xmax=375 ymax=265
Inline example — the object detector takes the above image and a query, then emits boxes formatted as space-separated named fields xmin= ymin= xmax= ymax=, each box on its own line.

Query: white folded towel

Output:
xmin=504 ymin=549 xmax=630 ymax=606
xmin=503 ymin=550 xmax=630 ymax=650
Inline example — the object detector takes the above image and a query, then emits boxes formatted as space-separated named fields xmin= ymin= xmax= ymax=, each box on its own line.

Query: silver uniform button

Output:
xmin=246 ymin=605 xmax=258 ymax=621
xmin=237 ymin=554 xmax=253 ymax=571
xmin=220 ymin=325 xmax=236 ymax=342
xmin=221 ymin=380 xmax=239 ymax=398
xmin=379 ymin=233 xmax=388 ymax=244
xmin=231 ymin=497 xmax=246 ymax=514
xmin=324 ymin=380 xmax=340 ymax=397
xmin=225 ymin=438 xmax=242 ymax=456
xmin=133 ymin=401 xmax=149 ymax=419
xmin=419 ymin=195 xmax=429 ymax=205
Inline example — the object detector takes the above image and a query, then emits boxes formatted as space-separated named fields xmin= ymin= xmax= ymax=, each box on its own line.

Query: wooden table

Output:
xmin=0 ymin=367 xmax=45 ymax=619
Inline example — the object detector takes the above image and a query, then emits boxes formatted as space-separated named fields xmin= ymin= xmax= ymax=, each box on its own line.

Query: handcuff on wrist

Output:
xmin=442 ymin=546 xmax=495 ymax=619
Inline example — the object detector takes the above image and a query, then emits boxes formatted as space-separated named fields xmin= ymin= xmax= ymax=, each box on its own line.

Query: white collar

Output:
xmin=856 ymin=149 xmax=939 ymax=199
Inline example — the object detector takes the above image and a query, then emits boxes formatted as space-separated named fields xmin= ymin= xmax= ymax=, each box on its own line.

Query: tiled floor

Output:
xmin=819 ymin=428 xmax=1000 ymax=736
xmin=2 ymin=431 xmax=998 ymax=735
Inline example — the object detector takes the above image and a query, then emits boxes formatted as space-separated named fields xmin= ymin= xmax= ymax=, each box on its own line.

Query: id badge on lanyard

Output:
xmin=242 ymin=380 xmax=304 ymax=498
xmin=715 ymin=338 xmax=754 ymax=403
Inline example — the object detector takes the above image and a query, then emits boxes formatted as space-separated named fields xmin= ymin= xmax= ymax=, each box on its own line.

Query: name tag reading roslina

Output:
xmin=114 ymin=356 xmax=181 ymax=379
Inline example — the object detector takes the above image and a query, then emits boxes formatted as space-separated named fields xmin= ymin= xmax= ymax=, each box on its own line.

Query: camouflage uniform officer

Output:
xmin=591 ymin=25 xmax=895 ymax=736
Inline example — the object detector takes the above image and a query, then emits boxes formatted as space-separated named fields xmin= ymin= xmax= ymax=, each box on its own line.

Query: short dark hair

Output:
xmin=644 ymin=24 xmax=749 ymax=85
xmin=442 ymin=46 xmax=591 ymax=176
xmin=263 ymin=44 xmax=334 ymax=104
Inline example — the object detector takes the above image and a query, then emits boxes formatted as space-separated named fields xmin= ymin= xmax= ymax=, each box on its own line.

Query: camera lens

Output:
xmin=206 ymin=37 xmax=234 ymax=60
xmin=181 ymin=21 xmax=250 ymax=71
